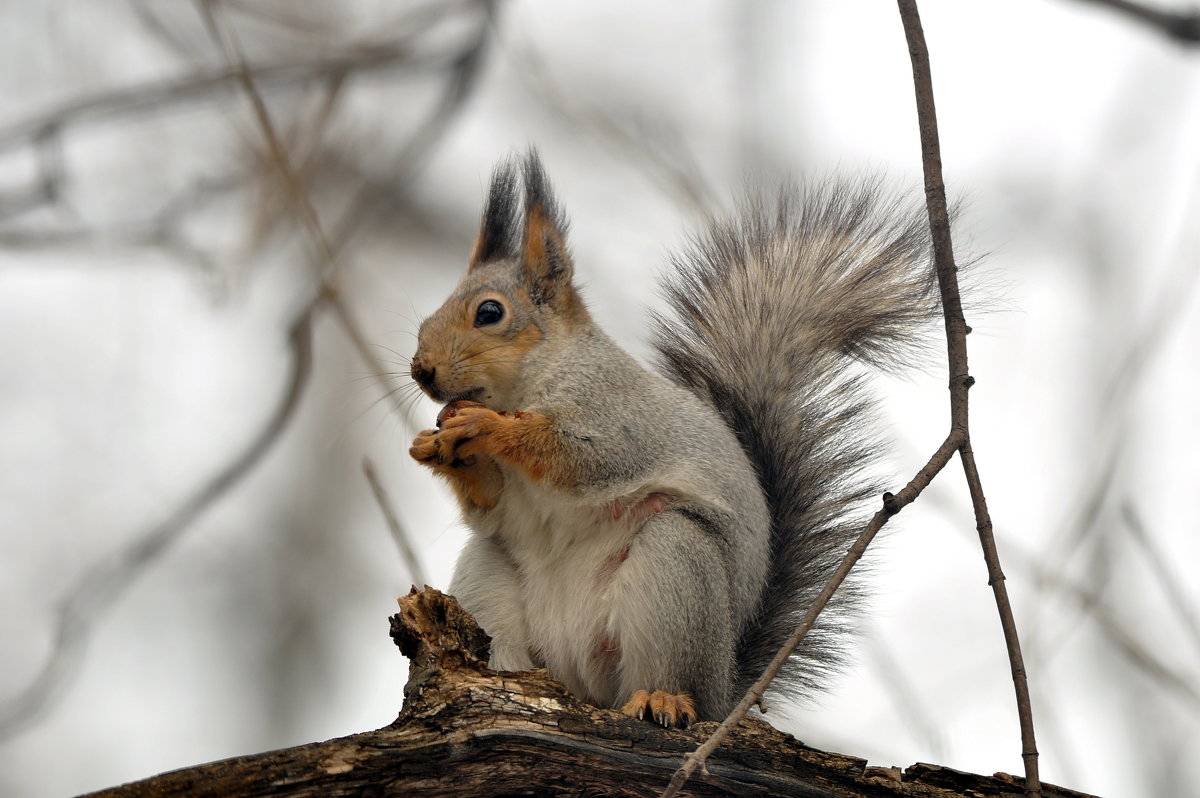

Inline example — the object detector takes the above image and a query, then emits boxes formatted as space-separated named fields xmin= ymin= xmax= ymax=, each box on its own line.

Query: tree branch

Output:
xmin=82 ymin=589 xmax=1097 ymax=798
xmin=895 ymin=2 xmax=1041 ymax=794
xmin=661 ymin=1 xmax=1046 ymax=791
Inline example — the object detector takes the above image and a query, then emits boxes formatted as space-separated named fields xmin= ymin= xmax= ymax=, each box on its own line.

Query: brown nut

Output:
xmin=437 ymin=399 xmax=487 ymax=428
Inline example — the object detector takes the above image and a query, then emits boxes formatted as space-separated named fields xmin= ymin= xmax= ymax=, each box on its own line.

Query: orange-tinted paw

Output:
xmin=409 ymin=428 xmax=442 ymax=465
xmin=437 ymin=405 xmax=501 ymax=459
xmin=621 ymin=689 xmax=696 ymax=729
xmin=409 ymin=413 xmax=494 ymax=468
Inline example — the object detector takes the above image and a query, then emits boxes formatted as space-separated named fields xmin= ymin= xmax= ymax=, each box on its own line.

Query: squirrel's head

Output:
xmin=411 ymin=151 xmax=589 ymax=409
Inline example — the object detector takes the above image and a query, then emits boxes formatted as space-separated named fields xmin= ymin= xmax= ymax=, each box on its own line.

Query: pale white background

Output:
xmin=1 ymin=2 xmax=1198 ymax=796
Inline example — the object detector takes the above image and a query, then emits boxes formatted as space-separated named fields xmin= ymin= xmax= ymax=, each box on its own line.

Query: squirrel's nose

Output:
xmin=411 ymin=361 xmax=436 ymax=390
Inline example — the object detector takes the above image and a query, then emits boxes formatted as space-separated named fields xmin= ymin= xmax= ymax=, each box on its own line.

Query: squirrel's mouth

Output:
xmin=444 ymin=387 xmax=484 ymax=404
xmin=421 ymin=382 xmax=483 ymax=404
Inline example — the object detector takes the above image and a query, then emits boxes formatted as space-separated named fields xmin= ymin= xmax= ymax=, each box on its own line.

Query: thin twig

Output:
xmin=0 ymin=1 xmax=483 ymax=232
xmin=0 ymin=0 xmax=485 ymax=154
xmin=243 ymin=72 xmax=348 ymax=254
xmin=661 ymin=433 xmax=962 ymax=796
xmin=363 ymin=457 xmax=427 ymax=588
xmin=896 ymin=2 xmax=1040 ymax=794
xmin=199 ymin=0 xmax=412 ymax=423
xmin=200 ymin=0 xmax=493 ymax=430
xmin=663 ymin=2 xmax=1042 ymax=794
xmin=199 ymin=1 xmax=352 ymax=284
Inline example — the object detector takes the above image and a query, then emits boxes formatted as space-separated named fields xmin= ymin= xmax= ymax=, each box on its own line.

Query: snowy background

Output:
xmin=2 ymin=1 xmax=1198 ymax=796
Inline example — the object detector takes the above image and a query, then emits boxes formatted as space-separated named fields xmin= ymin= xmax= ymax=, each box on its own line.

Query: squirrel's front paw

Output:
xmin=409 ymin=405 xmax=502 ymax=467
xmin=621 ymin=689 xmax=697 ymax=729
xmin=408 ymin=428 xmax=482 ymax=468
xmin=436 ymin=405 xmax=502 ymax=459
xmin=409 ymin=429 xmax=445 ymax=465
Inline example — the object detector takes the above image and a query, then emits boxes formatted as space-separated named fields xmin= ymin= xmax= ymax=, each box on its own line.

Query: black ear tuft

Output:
xmin=521 ymin=149 xmax=570 ymax=238
xmin=519 ymin=149 xmax=574 ymax=305
xmin=469 ymin=158 xmax=521 ymax=269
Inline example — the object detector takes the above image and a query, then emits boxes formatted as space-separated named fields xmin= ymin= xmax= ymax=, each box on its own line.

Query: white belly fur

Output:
xmin=487 ymin=476 xmax=649 ymax=707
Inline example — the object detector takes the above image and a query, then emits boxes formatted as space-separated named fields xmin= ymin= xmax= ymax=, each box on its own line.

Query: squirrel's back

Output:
xmin=652 ymin=178 xmax=940 ymax=699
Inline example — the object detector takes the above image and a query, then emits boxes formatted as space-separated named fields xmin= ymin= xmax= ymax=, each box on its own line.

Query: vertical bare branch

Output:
xmin=895 ymin=1 xmax=1040 ymax=794
xmin=661 ymin=432 xmax=961 ymax=798
xmin=663 ymin=4 xmax=1043 ymax=795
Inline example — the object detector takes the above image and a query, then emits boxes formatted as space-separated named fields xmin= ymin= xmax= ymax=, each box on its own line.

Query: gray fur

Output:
xmin=652 ymin=178 xmax=939 ymax=699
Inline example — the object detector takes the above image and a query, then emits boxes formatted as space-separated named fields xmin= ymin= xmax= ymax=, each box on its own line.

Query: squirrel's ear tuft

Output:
xmin=468 ymin=159 xmax=521 ymax=270
xmin=520 ymin=149 xmax=574 ymax=306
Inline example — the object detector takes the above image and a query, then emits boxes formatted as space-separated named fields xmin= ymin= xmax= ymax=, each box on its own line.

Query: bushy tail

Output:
xmin=651 ymin=178 xmax=940 ymax=700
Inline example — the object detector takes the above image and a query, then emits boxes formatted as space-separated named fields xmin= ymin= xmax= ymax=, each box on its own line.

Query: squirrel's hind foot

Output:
xmin=621 ymin=689 xmax=696 ymax=729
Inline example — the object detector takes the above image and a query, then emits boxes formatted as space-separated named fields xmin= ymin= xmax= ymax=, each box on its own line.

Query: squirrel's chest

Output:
xmin=493 ymin=483 xmax=633 ymax=611
xmin=484 ymin=481 xmax=644 ymax=704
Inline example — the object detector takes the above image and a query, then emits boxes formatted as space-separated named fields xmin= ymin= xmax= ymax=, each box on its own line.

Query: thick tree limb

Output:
xmin=84 ymin=589 xmax=1098 ymax=798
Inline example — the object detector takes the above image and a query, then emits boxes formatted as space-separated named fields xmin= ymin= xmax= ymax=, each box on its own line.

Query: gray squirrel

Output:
xmin=409 ymin=150 xmax=938 ymax=727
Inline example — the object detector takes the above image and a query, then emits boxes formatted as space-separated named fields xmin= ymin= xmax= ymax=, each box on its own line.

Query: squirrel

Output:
xmin=408 ymin=150 xmax=939 ymax=728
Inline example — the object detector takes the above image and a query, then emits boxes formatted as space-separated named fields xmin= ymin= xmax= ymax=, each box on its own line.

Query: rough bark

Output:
xmin=83 ymin=588 xmax=1098 ymax=798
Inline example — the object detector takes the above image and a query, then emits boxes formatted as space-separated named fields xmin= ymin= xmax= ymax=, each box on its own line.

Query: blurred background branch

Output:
xmin=0 ymin=0 xmax=493 ymax=743
xmin=0 ymin=300 xmax=316 ymax=737
xmin=1075 ymin=0 xmax=1200 ymax=43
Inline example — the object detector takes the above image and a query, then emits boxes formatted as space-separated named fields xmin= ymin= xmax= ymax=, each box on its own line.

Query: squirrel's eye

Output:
xmin=474 ymin=299 xmax=504 ymax=327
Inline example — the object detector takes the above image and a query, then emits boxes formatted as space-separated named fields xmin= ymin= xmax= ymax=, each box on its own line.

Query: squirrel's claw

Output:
xmin=621 ymin=689 xmax=696 ymax=729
